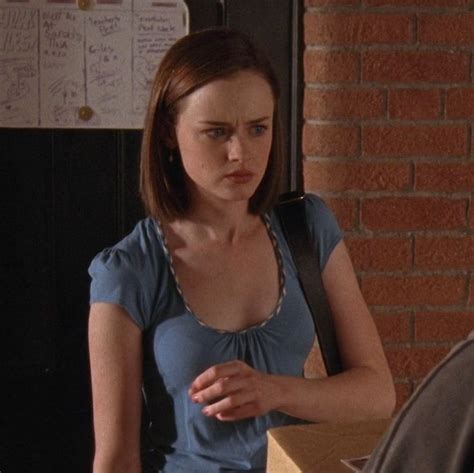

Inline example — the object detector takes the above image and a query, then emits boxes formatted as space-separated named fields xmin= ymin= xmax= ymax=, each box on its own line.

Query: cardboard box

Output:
xmin=267 ymin=418 xmax=391 ymax=472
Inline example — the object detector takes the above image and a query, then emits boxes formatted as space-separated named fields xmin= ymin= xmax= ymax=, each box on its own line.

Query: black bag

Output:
xmin=275 ymin=191 xmax=343 ymax=376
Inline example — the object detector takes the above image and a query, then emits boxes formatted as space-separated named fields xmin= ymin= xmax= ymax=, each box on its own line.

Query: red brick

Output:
xmin=304 ymin=88 xmax=385 ymax=120
xmin=415 ymin=311 xmax=474 ymax=342
xmin=416 ymin=163 xmax=474 ymax=192
xmin=306 ymin=0 xmax=359 ymax=5
xmin=324 ymin=197 xmax=358 ymax=231
xmin=361 ymin=274 xmax=465 ymax=306
xmin=362 ymin=125 xmax=467 ymax=158
xmin=446 ymin=88 xmax=474 ymax=118
xmin=364 ymin=0 xmax=466 ymax=5
xmin=419 ymin=14 xmax=474 ymax=46
xmin=372 ymin=310 xmax=412 ymax=342
xmin=469 ymin=200 xmax=474 ymax=229
xmin=304 ymin=49 xmax=359 ymax=84
xmin=394 ymin=382 xmax=413 ymax=412
xmin=361 ymin=197 xmax=467 ymax=231
xmin=362 ymin=51 xmax=469 ymax=84
xmin=302 ymin=124 xmax=359 ymax=157
xmin=304 ymin=161 xmax=411 ymax=192
xmin=389 ymin=89 xmax=441 ymax=120
xmin=469 ymin=277 xmax=474 ymax=305
xmin=415 ymin=236 xmax=474 ymax=270
xmin=304 ymin=13 xmax=412 ymax=46
xmin=346 ymin=236 xmax=412 ymax=271
xmin=385 ymin=346 xmax=450 ymax=378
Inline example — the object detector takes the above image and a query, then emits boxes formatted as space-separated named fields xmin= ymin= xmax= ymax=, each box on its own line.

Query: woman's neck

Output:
xmin=168 ymin=200 xmax=260 ymax=246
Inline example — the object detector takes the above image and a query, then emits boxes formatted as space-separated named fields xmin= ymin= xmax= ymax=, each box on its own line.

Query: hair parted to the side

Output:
xmin=139 ymin=27 xmax=285 ymax=221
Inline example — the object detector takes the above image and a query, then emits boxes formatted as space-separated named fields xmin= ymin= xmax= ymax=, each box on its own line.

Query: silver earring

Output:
xmin=169 ymin=152 xmax=175 ymax=163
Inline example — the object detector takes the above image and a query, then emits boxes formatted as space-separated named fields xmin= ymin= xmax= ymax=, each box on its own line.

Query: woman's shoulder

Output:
xmin=270 ymin=192 xmax=343 ymax=270
xmin=271 ymin=192 xmax=339 ymax=230
xmin=90 ymin=217 xmax=165 ymax=274
xmin=88 ymin=218 xmax=168 ymax=329
xmin=301 ymin=192 xmax=333 ymax=220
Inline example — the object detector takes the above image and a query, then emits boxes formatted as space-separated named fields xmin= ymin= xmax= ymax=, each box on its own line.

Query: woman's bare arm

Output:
xmin=190 ymin=241 xmax=396 ymax=423
xmin=88 ymin=302 xmax=143 ymax=473
xmin=273 ymin=239 xmax=396 ymax=421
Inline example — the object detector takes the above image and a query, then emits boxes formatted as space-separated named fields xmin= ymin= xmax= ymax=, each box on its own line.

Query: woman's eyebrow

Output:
xmin=198 ymin=116 xmax=271 ymax=126
xmin=198 ymin=120 xmax=229 ymax=126
xmin=248 ymin=116 xmax=271 ymax=124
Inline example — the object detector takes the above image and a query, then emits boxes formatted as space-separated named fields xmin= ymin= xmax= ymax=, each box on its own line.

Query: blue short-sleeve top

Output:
xmin=88 ymin=193 xmax=343 ymax=473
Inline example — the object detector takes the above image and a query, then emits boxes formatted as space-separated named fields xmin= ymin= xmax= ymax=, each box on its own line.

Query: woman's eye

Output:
xmin=206 ymin=128 xmax=227 ymax=139
xmin=250 ymin=125 xmax=268 ymax=136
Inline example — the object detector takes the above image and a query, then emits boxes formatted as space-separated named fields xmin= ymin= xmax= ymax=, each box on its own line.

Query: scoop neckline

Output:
xmin=153 ymin=214 xmax=286 ymax=335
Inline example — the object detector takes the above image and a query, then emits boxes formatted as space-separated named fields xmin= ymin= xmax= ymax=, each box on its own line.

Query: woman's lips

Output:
xmin=225 ymin=170 xmax=254 ymax=183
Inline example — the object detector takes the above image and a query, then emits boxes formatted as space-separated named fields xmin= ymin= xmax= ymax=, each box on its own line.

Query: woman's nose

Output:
xmin=227 ymin=135 xmax=250 ymax=162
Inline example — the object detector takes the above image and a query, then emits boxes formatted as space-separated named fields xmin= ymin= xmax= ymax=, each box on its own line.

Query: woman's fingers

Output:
xmin=201 ymin=388 xmax=256 ymax=416
xmin=189 ymin=360 xmax=247 ymax=395
xmin=188 ymin=360 xmax=277 ymax=421
xmin=191 ymin=375 xmax=248 ymax=405
xmin=215 ymin=403 xmax=258 ymax=422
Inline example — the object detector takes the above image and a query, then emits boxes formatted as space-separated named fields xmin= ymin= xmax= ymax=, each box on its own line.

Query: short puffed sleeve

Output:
xmin=304 ymin=193 xmax=343 ymax=271
xmin=88 ymin=219 xmax=162 ymax=330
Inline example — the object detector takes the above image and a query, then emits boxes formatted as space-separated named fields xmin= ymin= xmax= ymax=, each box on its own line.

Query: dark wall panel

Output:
xmin=2 ymin=130 xmax=55 ymax=374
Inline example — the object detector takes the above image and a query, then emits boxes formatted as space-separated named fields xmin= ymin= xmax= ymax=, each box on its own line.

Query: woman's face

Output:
xmin=173 ymin=70 xmax=275 ymax=210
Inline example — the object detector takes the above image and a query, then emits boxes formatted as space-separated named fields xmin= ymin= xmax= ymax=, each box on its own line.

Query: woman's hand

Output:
xmin=189 ymin=360 xmax=278 ymax=421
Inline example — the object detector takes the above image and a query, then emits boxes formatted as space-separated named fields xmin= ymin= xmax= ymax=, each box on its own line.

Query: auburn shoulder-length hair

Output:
xmin=140 ymin=27 xmax=284 ymax=221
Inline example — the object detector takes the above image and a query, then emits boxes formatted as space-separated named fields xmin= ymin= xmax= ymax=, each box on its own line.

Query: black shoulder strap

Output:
xmin=275 ymin=191 xmax=343 ymax=376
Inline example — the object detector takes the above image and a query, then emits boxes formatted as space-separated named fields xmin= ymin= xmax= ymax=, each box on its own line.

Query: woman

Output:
xmin=88 ymin=28 xmax=395 ymax=473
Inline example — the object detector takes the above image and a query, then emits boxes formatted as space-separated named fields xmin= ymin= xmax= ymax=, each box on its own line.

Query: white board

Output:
xmin=0 ymin=0 xmax=189 ymax=129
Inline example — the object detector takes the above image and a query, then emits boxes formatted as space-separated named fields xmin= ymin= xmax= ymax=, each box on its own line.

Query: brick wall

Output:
xmin=303 ymin=0 xmax=474 ymax=409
